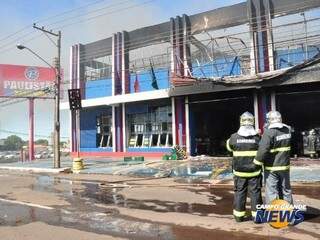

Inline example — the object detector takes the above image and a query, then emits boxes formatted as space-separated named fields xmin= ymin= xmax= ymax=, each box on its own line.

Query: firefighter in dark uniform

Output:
xmin=226 ymin=112 xmax=262 ymax=222
xmin=254 ymin=111 xmax=293 ymax=204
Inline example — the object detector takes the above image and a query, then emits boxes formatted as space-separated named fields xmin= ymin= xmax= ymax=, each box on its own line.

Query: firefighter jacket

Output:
xmin=254 ymin=124 xmax=291 ymax=171
xmin=227 ymin=133 xmax=261 ymax=178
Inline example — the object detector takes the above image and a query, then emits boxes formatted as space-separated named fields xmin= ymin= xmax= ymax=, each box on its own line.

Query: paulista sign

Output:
xmin=0 ymin=64 xmax=62 ymax=162
xmin=0 ymin=64 xmax=56 ymax=98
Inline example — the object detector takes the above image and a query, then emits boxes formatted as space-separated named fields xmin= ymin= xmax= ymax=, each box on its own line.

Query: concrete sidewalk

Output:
xmin=0 ymin=157 xmax=320 ymax=182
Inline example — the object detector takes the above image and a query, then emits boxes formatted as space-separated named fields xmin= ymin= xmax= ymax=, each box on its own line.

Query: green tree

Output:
xmin=35 ymin=139 xmax=49 ymax=146
xmin=4 ymin=135 xmax=24 ymax=151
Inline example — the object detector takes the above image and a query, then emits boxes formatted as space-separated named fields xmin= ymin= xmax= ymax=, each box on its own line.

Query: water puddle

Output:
xmin=0 ymin=200 xmax=174 ymax=239
xmin=80 ymin=182 xmax=234 ymax=216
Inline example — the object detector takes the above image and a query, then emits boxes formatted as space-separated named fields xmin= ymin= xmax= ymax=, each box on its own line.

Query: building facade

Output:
xmin=63 ymin=0 xmax=320 ymax=158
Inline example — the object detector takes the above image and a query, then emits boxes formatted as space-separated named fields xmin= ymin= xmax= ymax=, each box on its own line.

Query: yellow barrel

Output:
xmin=72 ymin=158 xmax=84 ymax=172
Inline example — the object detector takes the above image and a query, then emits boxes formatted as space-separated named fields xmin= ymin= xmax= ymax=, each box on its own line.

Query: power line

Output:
xmin=0 ymin=0 xmax=317 ymax=58
xmin=0 ymin=0 xmax=156 ymax=56
xmin=0 ymin=0 xmax=108 ymax=43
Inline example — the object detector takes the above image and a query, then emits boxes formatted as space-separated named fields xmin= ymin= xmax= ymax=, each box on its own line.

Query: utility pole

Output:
xmin=33 ymin=24 xmax=61 ymax=168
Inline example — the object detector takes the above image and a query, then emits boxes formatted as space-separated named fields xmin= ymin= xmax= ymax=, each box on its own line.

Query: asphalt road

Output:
xmin=0 ymin=171 xmax=319 ymax=240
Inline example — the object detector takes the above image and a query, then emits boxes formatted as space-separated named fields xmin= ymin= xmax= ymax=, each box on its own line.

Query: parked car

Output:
xmin=4 ymin=154 xmax=15 ymax=159
xmin=35 ymin=153 xmax=43 ymax=159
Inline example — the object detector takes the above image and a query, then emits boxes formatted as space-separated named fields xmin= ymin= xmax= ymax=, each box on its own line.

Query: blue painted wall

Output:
xmin=85 ymin=78 xmax=112 ymax=99
xmin=80 ymin=106 xmax=112 ymax=151
xmin=192 ymin=57 xmax=241 ymax=78
xmin=130 ymin=67 xmax=169 ymax=93
xmin=80 ymin=147 xmax=112 ymax=152
xmin=275 ymin=46 xmax=319 ymax=69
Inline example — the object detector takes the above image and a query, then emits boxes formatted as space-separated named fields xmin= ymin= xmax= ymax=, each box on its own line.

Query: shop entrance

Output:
xmin=277 ymin=90 xmax=320 ymax=156
xmin=189 ymin=91 xmax=254 ymax=156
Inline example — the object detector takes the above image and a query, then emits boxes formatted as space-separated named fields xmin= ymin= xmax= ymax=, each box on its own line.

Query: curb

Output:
xmin=0 ymin=166 xmax=71 ymax=173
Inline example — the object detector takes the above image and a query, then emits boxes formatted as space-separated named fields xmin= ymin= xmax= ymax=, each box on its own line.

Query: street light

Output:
xmin=17 ymin=44 xmax=55 ymax=69
xmin=17 ymin=44 xmax=61 ymax=168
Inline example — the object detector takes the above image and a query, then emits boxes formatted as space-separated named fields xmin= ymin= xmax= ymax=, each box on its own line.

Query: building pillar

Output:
xmin=253 ymin=91 xmax=259 ymax=131
xmin=114 ymin=105 xmax=123 ymax=152
xmin=112 ymin=32 xmax=125 ymax=152
xmin=256 ymin=90 xmax=272 ymax=132
xmin=112 ymin=106 xmax=116 ymax=152
xmin=112 ymin=32 xmax=123 ymax=96
xmin=185 ymin=97 xmax=190 ymax=154
xmin=174 ymin=97 xmax=186 ymax=148
xmin=70 ymin=44 xmax=82 ymax=153
xmin=171 ymin=97 xmax=176 ymax=146
xmin=121 ymin=31 xmax=130 ymax=94
xmin=170 ymin=15 xmax=191 ymax=152
xmin=182 ymin=14 xmax=192 ymax=77
xmin=248 ymin=0 xmax=274 ymax=73
xmin=122 ymin=103 xmax=126 ymax=152
xmin=271 ymin=91 xmax=276 ymax=111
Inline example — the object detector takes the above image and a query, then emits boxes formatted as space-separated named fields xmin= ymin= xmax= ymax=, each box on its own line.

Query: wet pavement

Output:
xmin=1 ymin=157 xmax=320 ymax=183
xmin=0 ymin=171 xmax=319 ymax=239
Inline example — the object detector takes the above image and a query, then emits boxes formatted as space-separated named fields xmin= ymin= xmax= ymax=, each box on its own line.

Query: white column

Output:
xmin=171 ymin=97 xmax=176 ymax=146
xmin=112 ymin=105 xmax=116 ymax=152
xmin=111 ymin=34 xmax=116 ymax=96
xmin=271 ymin=91 xmax=276 ymax=111
xmin=122 ymin=103 xmax=126 ymax=152
xmin=253 ymin=91 xmax=259 ymax=131
xmin=185 ymin=97 xmax=190 ymax=154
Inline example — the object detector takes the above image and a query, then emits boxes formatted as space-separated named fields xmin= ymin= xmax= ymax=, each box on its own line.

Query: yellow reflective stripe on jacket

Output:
xmin=270 ymin=147 xmax=291 ymax=153
xmin=233 ymin=169 xmax=261 ymax=177
xmin=265 ymin=165 xmax=290 ymax=171
xmin=253 ymin=159 xmax=263 ymax=166
xmin=233 ymin=151 xmax=257 ymax=157
xmin=251 ymin=211 xmax=257 ymax=217
xmin=233 ymin=209 xmax=246 ymax=217
xmin=226 ymin=139 xmax=232 ymax=152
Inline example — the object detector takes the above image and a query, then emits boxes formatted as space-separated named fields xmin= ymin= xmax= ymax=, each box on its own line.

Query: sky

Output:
xmin=0 ymin=0 xmax=245 ymax=141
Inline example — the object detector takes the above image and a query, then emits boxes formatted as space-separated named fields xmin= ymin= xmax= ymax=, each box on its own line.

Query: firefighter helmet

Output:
xmin=240 ymin=112 xmax=255 ymax=126
xmin=266 ymin=111 xmax=282 ymax=124
xmin=309 ymin=129 xmax=316 ymax=135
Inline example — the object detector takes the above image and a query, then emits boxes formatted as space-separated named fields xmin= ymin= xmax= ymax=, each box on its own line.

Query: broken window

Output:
xmin=96 ymin=114 xmax=112 ymax=148
xmin=126 ymin=101 xmax=172 ymax=148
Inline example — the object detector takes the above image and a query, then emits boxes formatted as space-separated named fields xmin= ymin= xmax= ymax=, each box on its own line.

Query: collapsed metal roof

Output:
xmin=168 ymin=53 xmax=320 ymax=96
xmin=79 ymin=0 xmax=320 ymax=62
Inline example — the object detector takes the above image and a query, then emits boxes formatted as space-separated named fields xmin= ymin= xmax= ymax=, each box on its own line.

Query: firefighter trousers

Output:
xmin=264 ymin=170 xmax=293 ymax=204
xmin=233 ymin=174 xmax=262 ymax=221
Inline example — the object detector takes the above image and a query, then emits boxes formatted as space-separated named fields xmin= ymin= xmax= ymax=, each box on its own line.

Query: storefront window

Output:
xmin=96 ymin=114 xmax=112 ymax=147
xmin=127 ymin=104 xmax=172 ymax=148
